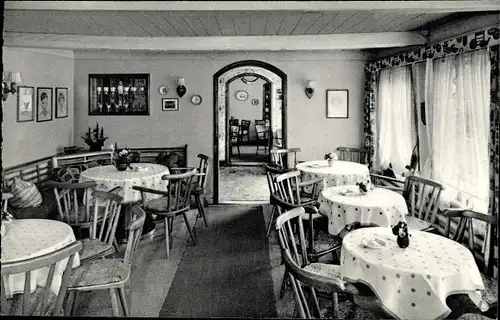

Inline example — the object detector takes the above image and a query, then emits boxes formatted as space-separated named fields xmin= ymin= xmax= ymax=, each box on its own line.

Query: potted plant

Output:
xmin=82 ymin=122 xmax=108 ymax=151
xmin=324 ymin=152 xmax=338 ymax=167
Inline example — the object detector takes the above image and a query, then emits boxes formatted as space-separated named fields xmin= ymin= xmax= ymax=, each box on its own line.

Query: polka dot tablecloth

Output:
xmin=296 ymin=160 xmax=370 ymax=192
xmin=80 ymin=163 xmax=170 ymax=203
xmin=1 ymin=219 xmax=80 ymax=298
xmin=318 ymin=186 xmax=408 ymax=235
xmin=340 ymin=227 xmax=488 ymax=320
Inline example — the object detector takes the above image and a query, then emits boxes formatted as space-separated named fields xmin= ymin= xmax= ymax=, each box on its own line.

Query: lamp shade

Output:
xmin=177 ymin=77 xmax=185 ymax=86
xmin=306 ymin=80 xmax=315 ymax=89
xmin=8 ymin=72 xmax=22 ymax=84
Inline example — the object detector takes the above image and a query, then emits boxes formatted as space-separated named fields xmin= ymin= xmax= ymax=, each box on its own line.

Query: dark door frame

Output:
xmin=213 ymin=60 xmax=288 ymax=204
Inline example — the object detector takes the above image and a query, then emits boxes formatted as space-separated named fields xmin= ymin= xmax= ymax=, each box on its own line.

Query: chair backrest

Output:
xmin=194 ymin=154 xmax=210 ymax=190
xmin=275 ymin=206 xmax=309 ymax=267
xmin=270 ymin=148 xmax=301 ymax=169
xmin=123 ymin=205 xmax=146 ymax=265
xmin=91 ymin=188 xmax=124 ymax=246
xmin=1 ymin=241 xmax=82 ymax=316
xmin=230 ymin=125 xmax=240 ymax=140
xmin=274 ymin=170 xmax=304 ymax=205
xmin=255 ymin=122 xmax=269 ymax=140
xmin=47 ymin=181 xmax=98 ymax=225
xmin=160 ymin=168 xmax=197 ymax=214
xmin=402 ymin=175 xmax=444 ymax=224
xmin=229 ymin=117 xmax=239 ymax=126
xmin=370 ymin=173 xmax=404 ymax=192
xmin=281 ymin=248 xmax=346 ymax=319
xmin=255 ymin=119 xmax=266 ymax=126
xmin=443 ymin=209 xmax=497 ymax=277
xmin=336 ymin=147 xmax=369 ymax=164
xmin=240 ymin=120 xmax=250 ymax=131
xmin=264 ymin=164 xmax=290 ymax=195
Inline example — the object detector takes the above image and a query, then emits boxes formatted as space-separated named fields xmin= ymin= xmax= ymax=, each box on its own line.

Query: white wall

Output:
xmin=73 ymin=50 xmax=370 ymax=196
xmin=2 ymin=47 xmax=74 ymax=167
xmin=229 ymin=77 xmax=267 ymax=140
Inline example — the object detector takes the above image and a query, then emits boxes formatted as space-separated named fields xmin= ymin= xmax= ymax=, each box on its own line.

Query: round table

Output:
xmin=296 ymin=160 xmax=370 ymax=192
xmin=318 ymin=186 xmax=408 ymax=236
xmin=340 ymin=227 xmax=488 ymax=320
xmin=80 ymin=163 xmax=170 ymax=240
xmin=1 ymin=219 xmax=80 ymax=298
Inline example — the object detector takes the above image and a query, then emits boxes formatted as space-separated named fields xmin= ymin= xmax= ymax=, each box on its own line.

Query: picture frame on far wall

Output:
xmin=16 ymin=86 xmax=35 ymax=122
xmin=37 ymin=87 xmax=53 ymax=122
xmin=326 ymin=89 xmax=349 ymax=119
xmin=55 ymin=87 xmax=68 ymax=118
xmin=162 ymin=98 xmax=178 ymax=111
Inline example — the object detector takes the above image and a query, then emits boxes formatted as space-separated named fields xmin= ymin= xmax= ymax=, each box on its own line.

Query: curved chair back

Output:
xmin=124 ymin=205 xmax=146 ymax=265
xmin=1 ymin=241 xmax=82 ymax=316
xmin=270 ymin=148 xmax=301 ymax=169
xmin=403 ymin=175 xmax=444 ymax=224
xmin=47 ymin=181 xmax=98 ymax=226
xmin=274 ymin=170 xmax=302 ymax=205
xmin=275 ymin=207 xmax=309 ymax=267
xmin=91 ymin=188 xmax=123 ymax=246
xmin=264 ymin=164 xmax=290 ymax=196
xmin=160 ymin=168 xmax=197 ymax=215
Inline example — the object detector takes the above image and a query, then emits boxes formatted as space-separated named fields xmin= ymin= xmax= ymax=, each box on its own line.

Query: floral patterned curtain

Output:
xmin=363 ymin=68 xmax=377 ymax=168
xmin=489 ymin=45 xmax=499 ymax=260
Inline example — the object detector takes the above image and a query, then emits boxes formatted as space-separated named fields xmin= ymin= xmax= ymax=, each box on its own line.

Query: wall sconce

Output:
xmin=176 ymin=77 xmax=187 ymax=97
xmin=305 ymin=80 xmax=315 ymax=99
xmin=2 ymin=72 xmax=23 ymax=101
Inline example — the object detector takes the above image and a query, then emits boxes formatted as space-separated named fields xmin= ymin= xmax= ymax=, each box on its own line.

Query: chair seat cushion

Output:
xmin=5 ymin=285 xmax=58 ymax=316
xmin=79 ymin=238 xmax=114 ymax=261
xmin=143 ymin=197 xmax=187 ymax=213
xmin=304 ymin=263 xmax=341 ymax=279
xmin=406 ymin=216 xmax=434 ymax=231
xmin=9 ymin=178 xmax=42 ymax=208
xmin=68 ymin=259 xmax=130 ymax=289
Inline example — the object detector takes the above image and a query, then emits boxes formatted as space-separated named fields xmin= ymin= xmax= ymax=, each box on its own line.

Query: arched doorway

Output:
xmin=213 ymin=60 xmax=287 ymax=204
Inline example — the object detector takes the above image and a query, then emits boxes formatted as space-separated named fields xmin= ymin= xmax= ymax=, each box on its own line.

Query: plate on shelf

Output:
xmin=158 ymin=85 xmax=169 ymax=95
xmin=191 ymin=94 xmax=202 ymax=105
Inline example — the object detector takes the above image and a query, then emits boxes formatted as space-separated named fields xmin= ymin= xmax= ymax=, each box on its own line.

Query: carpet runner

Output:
xmin=160 ymin=205 xmax=277 ymax=318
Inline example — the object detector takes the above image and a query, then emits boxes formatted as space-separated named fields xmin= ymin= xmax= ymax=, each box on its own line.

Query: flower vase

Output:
xmin=328 ymin=159 xmax=334 ymax=167
xmin=115 ymin=159 xmax=129 ymax=171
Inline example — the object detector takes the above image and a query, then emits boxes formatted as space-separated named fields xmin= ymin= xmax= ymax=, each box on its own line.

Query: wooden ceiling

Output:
xmin=3 ymin=1 xmax=499 ymax=52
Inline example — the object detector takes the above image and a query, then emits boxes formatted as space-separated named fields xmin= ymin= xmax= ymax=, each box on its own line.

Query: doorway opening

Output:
xmin=213 ymin=60 xmax=287 ymax=204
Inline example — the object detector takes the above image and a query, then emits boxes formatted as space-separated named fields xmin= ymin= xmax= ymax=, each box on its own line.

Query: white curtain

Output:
xmin=376 ymin=66 xmax=416 ymax=174
xmin=425 ymin=49 xmax=490 ymax=213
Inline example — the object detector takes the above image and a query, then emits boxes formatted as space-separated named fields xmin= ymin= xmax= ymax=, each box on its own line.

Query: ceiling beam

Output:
xmin=3 ymin=32 xmax=426 ymax=51
xmin=5 ymin=1 xmax=500 ymax=13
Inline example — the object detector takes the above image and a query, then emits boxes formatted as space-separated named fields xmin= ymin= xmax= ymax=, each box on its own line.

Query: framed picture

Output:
xmin=326 ymin=89 xmax=349 ymax=119
xmin=16 ymin=86 xmax=35 ymax=122
xmin=162 ymin=98 xmax=178 ymax=111
xmin=55 ymin=87 xmax=68 ymax=118
xmin=37 ymin=87 xmax=53 ymax=122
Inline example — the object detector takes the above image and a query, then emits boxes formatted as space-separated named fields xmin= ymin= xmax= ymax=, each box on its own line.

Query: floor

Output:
xmin=230 ymin=145 xmax=270 ymax=163
xmin=219 ymin=165 xmax=269 ymax=203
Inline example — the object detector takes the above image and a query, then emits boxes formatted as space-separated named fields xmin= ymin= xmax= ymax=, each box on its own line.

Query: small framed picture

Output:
xmin=37 ymin=87 xmax=53 ymax=122
xmin=162 ymin=98 xmax=178 ymax=111
xmin=55 ymin=87 xmax=68 ymax=118
xmin=17 ymin=86 xmax=35 ymax=122
xmin=326 ymin=89 xmax=349 ymax=119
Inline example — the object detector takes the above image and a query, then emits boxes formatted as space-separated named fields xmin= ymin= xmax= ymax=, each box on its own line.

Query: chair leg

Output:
xmin=195 ymin=194 xmax=208 ymax=227
xmin=164 ymin=217 xmax=170 ymax=259
xmin=279 ymin=269 xmax=288 ymax=299
xmin=310 ymin=287 xmax=321 ymax=318
xmin=109 ymin=288 xmax=122 ymax=317
xmin=266 ymin=206 xmax=277 ymax=238
xmin=332 ymin=292 xmax=339 ymax=319
xmin=182 ymin=212 xmax=196 ymax=245
xmin=118 ymin=287 xmax=130 ymax=317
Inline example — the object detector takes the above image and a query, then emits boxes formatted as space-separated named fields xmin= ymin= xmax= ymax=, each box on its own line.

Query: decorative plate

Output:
xmin=191 ymin=94 xmax=202 ymax=105
xmin=251 ymin=98 xmax=259 ymax=106
xmin=158 ymin=85 xmax=169 ymax=95
xmin=235 ymin=90 xmax=248 ymax=101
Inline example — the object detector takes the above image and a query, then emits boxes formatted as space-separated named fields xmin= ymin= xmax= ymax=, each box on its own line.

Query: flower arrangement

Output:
xmin=82 ymin=122 xmax=108 ymax=151
xmin=356 ymin=179 xmax=373 ymax=194
xmin=324 ymin=152 xmax=338 ymax=166
xmin=109 ymin=143 xmax=133 ymax=171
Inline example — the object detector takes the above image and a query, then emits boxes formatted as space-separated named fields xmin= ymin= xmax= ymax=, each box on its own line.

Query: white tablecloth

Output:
xmin=318 ymin=186 xmax=408 ymax=235
xmin=296 ymin=160 xmax=370 ymax=192
xmin=1 ymin=219 xmax=81 ymax=298
xmin=80 ymin=163 xmax=169 ymax=203
xmin=340 ymin=227 xmax=488 ymax=320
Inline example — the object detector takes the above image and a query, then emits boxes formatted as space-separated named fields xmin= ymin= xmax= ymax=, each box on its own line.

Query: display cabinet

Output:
xmin=89 ymin=74 xmax=150 ymax=116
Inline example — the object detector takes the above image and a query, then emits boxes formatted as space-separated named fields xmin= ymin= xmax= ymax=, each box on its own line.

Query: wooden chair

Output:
xmin=229 ymin=124 xmax=241 ymax=157
xmin=369 ymin=173 xmax=404 ymax=193
xmin=271 ymin=148 xmax=302 ymax=169
xmin=239 ymin=120 xmax=251 ymax=143
xmin=255 ymin=120 xmax=270 ymax=154
xmin=79 ymin=188 xmax=124 ymax=262
xmin=275 ymin=207 xmax=357 ymax=318
xmin=191 ymin=154 xmax=210 ymax=227
xmin=65 ymin=205 xmax=145 ymax=317
xmin=336 ymin=147 xmax=369 ymax=164
xmin=133 ymin=168 xmax=197 ymax=259
xmin=47 ymin=181 xmax=98 ymax=237
xmin=402 ymin=175 xmax=444 ymax=232
xmin=264 ymin=164 xmax=291 ymax=238
xmin=1 ymin=241 xmax=82 ymax=316
xmin=442 ymin=209 xmax=497 ymax=317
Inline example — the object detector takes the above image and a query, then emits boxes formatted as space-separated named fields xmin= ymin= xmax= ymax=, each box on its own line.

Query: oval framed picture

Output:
xmin=191 ymin=94 xmax=202 ymax=105
xmin=251 ymin=98 xmax=259 ymax=106
xmin=158 ymin=85 xmax=169 ymax=95
xmin=235 ymin=90 xmax=248 ymax=101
